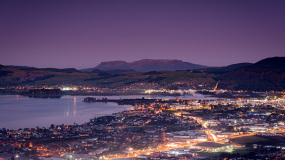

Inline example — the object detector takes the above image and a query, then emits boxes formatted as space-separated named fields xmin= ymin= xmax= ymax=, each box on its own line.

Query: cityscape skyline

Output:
xmin=2 ymin=1 xmax=285 ymax=159
xmin=1 ymin=0 xmax=285 ymax=69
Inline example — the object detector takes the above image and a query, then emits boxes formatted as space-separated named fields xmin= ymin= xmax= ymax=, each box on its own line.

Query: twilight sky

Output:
xmin=0 ymin=0 xmax=285 ymax=69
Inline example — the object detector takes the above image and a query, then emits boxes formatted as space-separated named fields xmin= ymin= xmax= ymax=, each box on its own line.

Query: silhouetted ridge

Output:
xmin=201 ymin=63 xmax=253 ymax=74
xmin=96 ymin=61 xmax=130 ymax=71
xmin=93 ymin=59 xmax=207 ymax=72
xmin=218 ymin=56 xmax=285 ymax=91
xmin=253 ymin=57 xmax=285 ymax=71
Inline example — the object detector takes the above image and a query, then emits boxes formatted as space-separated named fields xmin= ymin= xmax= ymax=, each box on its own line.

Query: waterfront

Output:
xmin=1 ymin=92 xmax=285 ymax=159
xmin=0 ymin=94 xmax=211 ymax=130
xmin=0 ymin=95 xmax=132 ymax=130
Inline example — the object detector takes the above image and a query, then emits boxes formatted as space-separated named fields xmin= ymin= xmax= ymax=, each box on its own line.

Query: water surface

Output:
xmin=0 ymin=93 xmax=213 ymax=130
xmin=0 ymin=95 xmax=131 ymax=130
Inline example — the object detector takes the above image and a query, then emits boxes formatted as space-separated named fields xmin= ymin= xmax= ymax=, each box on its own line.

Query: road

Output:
xmin=108 ymin=115 xmax=254 ymax=159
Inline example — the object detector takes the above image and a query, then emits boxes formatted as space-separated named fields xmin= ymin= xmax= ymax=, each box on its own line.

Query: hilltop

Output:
xmin=218 ymin=57 xmax=285 ymax=91
xmin=90 ymin=59 xmax=207 ymax=72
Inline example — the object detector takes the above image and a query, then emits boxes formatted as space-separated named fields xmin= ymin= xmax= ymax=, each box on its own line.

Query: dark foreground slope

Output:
xmin=0 ymin=65 xmax=215 ymax=88
xmin=218 ymin=57 xmax=285 ymax=91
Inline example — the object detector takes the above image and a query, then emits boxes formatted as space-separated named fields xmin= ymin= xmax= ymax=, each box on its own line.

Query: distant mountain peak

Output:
xmin=98 ymin=61 xmax=128 ymax=67
xmin=96 ymin=60 xmax=130 ymax=71
xmin=93 ymin=59 xmax=207 ymax=72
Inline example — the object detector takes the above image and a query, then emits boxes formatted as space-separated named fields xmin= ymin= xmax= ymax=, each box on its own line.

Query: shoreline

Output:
xmin=0 ymin=95 xmax=132 ymax=130
xmin=0 ymin=93 xmax=214 ymax=130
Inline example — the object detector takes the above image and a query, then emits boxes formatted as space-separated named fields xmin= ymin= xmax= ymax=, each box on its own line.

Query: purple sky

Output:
xmin=1 ymin=0 xmax=285 ymax=69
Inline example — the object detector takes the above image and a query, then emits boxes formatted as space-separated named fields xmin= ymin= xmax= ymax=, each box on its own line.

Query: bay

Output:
xmin=0 ymin=93 xmax=213 ymax=130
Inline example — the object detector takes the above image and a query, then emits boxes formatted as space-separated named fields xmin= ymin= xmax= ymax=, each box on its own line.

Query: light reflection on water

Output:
xmin=0 ymin=94 xmax=213 ymax=130
xmin=73 ymin=97 xmax=77 ymax=116
xmin=0 ymin=95 xmax=132 ymax=130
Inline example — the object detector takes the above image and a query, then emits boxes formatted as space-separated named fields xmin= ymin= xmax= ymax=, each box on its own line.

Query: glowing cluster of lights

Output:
xmin=60 ymin=87 xmax=78 ymax=91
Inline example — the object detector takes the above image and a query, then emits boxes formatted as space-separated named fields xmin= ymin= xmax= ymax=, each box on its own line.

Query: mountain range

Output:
xmin=1 ymin=57 xmax=285 ymax=91
xmin=82 ymin=59 xmax=207 ymax=72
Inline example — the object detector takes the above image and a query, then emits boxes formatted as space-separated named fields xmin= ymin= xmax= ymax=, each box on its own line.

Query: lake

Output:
xmin=0 ymin=93 xmax=214 ymax=130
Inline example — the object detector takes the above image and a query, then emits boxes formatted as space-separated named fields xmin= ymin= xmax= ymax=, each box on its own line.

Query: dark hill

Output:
xmin=93 ymin=59 xmax=207 ymax=72
xmin=200 ymin=63 xmax=253 ymax=74
xmin=40 ymin=68 xmax=79 ymax=73
xmin=4 ymin=65 xmax=79 ymax=73
xmin=218 ymin=57 xmax=285 ymax=91
xmin=253 ymin=57 xmax=285 ymax=71
xmin=0 ymin=64 xmax=215 ymax=88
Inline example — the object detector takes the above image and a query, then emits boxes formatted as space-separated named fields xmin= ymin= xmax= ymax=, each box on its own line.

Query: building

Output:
xmin=193 ymin=142 xmax=233 ymax=152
